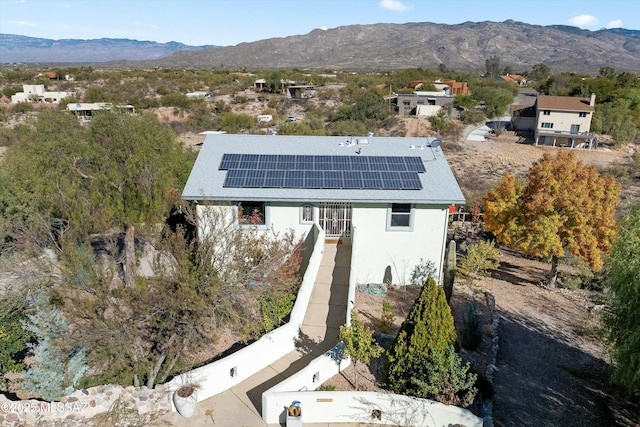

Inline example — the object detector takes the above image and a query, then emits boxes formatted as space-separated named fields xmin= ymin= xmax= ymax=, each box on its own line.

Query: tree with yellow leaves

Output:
xmin=483 ymin=151 xmax=620 ymax=288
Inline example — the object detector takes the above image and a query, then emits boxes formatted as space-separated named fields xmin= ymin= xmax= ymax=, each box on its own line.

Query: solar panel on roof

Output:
xmin=244 ymin=169 xmax=265 ymax=187
xmin=219 ymin=154 xmax=425 ymax=189
xmin=399 ymin=171 xmax=422 ymax=189
xmin=285 ymin=170 xmax=304 ymax=187
xmin=362 ymin=171 xmax=382 ymax=189
xmin=239 ymin=154 xmax=259 ymax=169
xmin=223 ymin=169 xmax=247 ymax=187
xmin=265 ymin=170 xmax=285 ymax=187
xmin=343 ymin=171 xmax=362 ymax=189
xmin=404 ymin=156 xmax=426 ymax=172
xmin=219 ymin=153 xmax=241 ymax=170
xmin=257 ymin=154 xmax=277 ymax=169
xmin=305 ymin=170 xmax=323 ymax=188
xmin=380 ymin=172 xmax=403 ymax=189
xmin=369 ymin=157 xmax=388 ymax=171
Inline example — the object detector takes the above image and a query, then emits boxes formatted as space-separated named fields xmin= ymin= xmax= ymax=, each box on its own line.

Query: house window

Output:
xmin=300 ymin=204 xmax=314 ymax=223
xmin=387 ymin=203 xmax=413 ymax=230
xmin=579 ymin=112 xmax=587 ymax=118
xmin=543 ymin=110 xmax=551 ymax=115
xmin=541 ymin=122 xmax=553 ymax=129
xmin=238 ymin=201 xmax=266 ymax=225
xmin=570 ymin=124 xmax=580 ymax=133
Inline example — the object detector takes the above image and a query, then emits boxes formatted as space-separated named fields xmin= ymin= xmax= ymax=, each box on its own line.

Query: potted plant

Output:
xmin=172 ymin=377 xmax=201 ymax=418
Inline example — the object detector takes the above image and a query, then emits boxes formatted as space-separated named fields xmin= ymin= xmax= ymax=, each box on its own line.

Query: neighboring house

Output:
xmin=182 ymin=134 xmax=465 ymax=285
xmin=254 ymin=79 xmax=267 ymax=91
xmin=409 ymin=80 xmax=470 ymax=95
xmin=11 ymin=84 xmax=74 ymax=104
xmin=186 ymin=91 xmax=212 ymax=100
xmin=499 ymin=74 xmax=528 ymax=85
xmin=67 ymin=102 xmax=135 ymax=122
xmin=286 ymin=85 xmax=316 ymax=99
xmin=392 ymin=91 xmax=455 ymax=117
xmin=534 ymin=94 xmax=596 ymax=148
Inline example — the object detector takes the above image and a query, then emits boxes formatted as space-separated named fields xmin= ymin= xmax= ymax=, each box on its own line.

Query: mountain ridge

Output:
xmin=0 ymin=33 xmax=217 ymax=63
xmin=2 ymin=21 xmax=639 ymax=72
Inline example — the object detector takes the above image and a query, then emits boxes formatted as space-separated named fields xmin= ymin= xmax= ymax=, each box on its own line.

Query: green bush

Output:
xmin=259 ymin=291 xmax=296 ymax=333
xmin=460 ymin=299 xmax=483 ymax=350
xmin=458 ymin=240 xmax=500 ymax=284
xmin=12 ymin=102 xmax=33 ymax=113
xmin=384 ymin=276 xmax=457 ymax=394
xmin=408 ymin=345 xmax=478 ymax=406
xmin=379 ymin=301 xmax=395 ymax=334
xmin=459 ymin=109 xmax=487 ymax=125
xmin=160 ymin=93 xmax=191 ymax=109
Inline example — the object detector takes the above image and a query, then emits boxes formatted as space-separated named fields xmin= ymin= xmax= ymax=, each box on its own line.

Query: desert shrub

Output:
xmin=460 ymin=299 xmax=483 ymax=350
xmin=217 ymin=112 xmax=254 ymax=133
xmin=409 ymin=345 xmax=478 ymax=406
xmin=12 ymin=102 xmax=33 ymax=113
xmin=459 ymin=110 xmax=485 ymax=125
xmin=409 ymin=258 xmax=436 ymax=286
xmin=137 ymin=97 xmax=161 ymax=109
xmin=458 ymin=240 xmax=500 ymax=284
xmin=429 ymin=109 xmax=450 ymax=135
xmin=560 ymin=256 xmax=606 ymax=291
xmin=259 ymin=291 xmax=296 ymax=333
xmin=160 ymin=93 xmax=191 ymax=109
xmin=0 ymin=127 xmax=18 ymax=147
xmin=379 ymin=301 xmax=395 ymax=334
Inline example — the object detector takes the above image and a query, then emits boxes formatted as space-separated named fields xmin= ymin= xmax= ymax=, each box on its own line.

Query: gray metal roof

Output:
xmin=182 ymin=134 xmax=465 ymax=204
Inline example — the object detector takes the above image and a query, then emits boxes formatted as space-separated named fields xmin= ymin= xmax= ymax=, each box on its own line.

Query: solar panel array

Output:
xmin=219 ymin=154 xmax=426 ymax=190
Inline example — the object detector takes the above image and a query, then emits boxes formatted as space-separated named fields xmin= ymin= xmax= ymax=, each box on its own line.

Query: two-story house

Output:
xmin=534 ymin=94 xmax=596 ymax=149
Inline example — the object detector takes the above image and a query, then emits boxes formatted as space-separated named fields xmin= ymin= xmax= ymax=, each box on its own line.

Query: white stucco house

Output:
xmin=182 ymin=134 xmax=465 ymax=285
xmin=11 ymin=84 xmax=74 ymax=104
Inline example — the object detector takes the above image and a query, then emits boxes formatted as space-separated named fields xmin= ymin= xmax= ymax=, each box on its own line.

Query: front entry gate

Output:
xmin=319 ymin=202 xmax=352 ymax=238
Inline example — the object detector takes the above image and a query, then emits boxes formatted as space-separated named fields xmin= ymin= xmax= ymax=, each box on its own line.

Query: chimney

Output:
xmin=589 ymin=93 xmax=596 ymax=107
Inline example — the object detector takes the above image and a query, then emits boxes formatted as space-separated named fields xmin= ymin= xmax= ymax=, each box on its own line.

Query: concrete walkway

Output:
xmin=149 ymin=243 xmax=351 ymax=427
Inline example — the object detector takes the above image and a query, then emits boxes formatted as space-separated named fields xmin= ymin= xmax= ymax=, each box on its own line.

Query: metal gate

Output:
xmin=319 ymin=202 xmax=352 ymax=238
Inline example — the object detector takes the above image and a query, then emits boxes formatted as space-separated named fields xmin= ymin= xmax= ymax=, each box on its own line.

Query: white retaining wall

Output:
xmin=165 ymin=223 xmax=325 ymax=406
xmin=263 ymin=390 xmax=483 ymax=426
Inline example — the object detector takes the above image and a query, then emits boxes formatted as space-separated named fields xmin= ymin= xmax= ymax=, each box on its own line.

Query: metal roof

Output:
xmin=182 ymin=134 xmax=465 ymax=204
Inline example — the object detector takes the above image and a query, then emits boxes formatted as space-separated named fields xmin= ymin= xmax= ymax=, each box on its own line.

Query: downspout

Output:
xmin=438 ymin=207 xmax=449 ymax=285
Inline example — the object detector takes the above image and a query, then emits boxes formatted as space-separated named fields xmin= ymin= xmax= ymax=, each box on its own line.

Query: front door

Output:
xmin=319 ymin=202 xmax=352 ymax=238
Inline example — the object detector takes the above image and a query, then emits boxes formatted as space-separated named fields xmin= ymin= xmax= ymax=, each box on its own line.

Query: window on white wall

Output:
xmin=300 ymin=204 xmax=314 ymax=223
xmin=579 ymin=112 xmax=587 ymax=118
xmin=388 ymin=203 xmax=413 ymax=229
xmin=238 ymin=201 xmax=266 ymax=225
xmin=541 ymin=122 xmax=553 ymax=129
xmin=543 ymin=110 xmax=550 ymax=115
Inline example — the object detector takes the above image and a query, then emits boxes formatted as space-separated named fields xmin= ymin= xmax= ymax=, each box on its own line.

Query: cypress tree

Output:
xmin=383 ymin=276 xmax=456 ymax=394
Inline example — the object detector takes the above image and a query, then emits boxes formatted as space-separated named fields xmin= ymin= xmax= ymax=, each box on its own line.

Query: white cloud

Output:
xmin=568 ymin=14 xmax=600 ymax=28
xmin=380 ymin=0 xmax=408 ymax=12
xmin=606 ymin=19 xmax=623 ymax=28
xmin=9 ymin=20 xmax=37 ymax=27
xmin=319 ymin=26 xmax=328 ymax=31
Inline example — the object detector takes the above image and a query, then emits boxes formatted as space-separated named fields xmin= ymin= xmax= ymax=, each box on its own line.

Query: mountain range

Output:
xmin=2 ymin=21 xmax=640 ymax=72
xmin=0 ymin=34 xmax=216 ymax=63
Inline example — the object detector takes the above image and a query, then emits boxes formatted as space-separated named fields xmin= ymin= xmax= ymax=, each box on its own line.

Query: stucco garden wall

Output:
xmin=0 ymin=384 xmax=170 ymax=427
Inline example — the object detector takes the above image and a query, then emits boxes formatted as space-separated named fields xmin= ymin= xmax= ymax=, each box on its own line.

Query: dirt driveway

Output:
xmin=474 ymin=251 xmax=640 ymax=426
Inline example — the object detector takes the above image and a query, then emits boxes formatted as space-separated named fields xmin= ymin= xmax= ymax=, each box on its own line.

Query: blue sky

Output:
xmin=1 ymin=0 xmax=638 ymax=46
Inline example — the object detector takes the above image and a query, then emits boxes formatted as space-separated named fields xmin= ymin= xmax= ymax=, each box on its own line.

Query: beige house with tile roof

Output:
xmin=534 ymin=94 xmax=597 ymax=149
